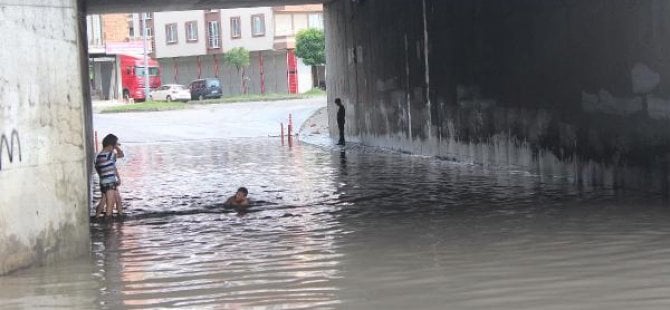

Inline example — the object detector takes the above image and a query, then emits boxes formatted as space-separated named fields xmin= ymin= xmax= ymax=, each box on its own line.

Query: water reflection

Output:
xmin=339 ymin=150 xmax=348 ymax=175
xmin=1 ymin=138 xmax=670 ymax=309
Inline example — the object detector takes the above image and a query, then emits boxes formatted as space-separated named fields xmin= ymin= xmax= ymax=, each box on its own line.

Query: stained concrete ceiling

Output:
xmin=86 ymin=0 xmax=328 ymax=14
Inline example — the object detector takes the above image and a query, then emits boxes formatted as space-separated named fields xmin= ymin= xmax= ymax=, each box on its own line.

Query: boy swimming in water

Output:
xmin=224 ymin=187 xmax=250 ymax=211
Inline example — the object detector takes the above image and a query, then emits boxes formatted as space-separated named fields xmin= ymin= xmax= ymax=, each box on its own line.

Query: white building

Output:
xmin=153 ymin=10 xmax=208 ymax=58
xmin=152 ymin=6 xmax=323 ymax=96
xmin=220 ymin=7 xmax=274 ymax=52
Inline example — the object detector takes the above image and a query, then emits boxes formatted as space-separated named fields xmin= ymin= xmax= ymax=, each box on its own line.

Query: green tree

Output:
xmin=296 ymin=28 xmax=326 ymax=89
xmin=224 ymin=47 xmax=251 ymax=94
xmin=295 ymin=28 xmax=325 ymax=66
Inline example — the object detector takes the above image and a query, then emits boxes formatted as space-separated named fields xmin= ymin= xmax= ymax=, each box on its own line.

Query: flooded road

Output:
xmin=3 ymin=101 xmax=670 ymax=309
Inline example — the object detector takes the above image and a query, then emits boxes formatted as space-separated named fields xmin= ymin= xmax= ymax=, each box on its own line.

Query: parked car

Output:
xmin=189 ymin=78 xmax=222 ymax=100
xmin=150 ymin=84 xmax=191 ymax=102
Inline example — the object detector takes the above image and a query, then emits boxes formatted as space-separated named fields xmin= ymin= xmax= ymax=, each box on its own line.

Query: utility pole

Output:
xmin=142 ymin=12 xmax=150 ymax=101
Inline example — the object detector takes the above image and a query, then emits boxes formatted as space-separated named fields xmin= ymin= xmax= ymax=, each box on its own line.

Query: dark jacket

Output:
xmin=337 ymin=105 xmax=345 ymax=125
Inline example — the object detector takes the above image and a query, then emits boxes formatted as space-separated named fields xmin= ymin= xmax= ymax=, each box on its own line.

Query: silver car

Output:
xmin=150 ymin=84 xmax=191 ymax=102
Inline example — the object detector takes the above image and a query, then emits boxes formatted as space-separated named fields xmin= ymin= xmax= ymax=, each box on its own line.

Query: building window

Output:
xmin=208 ymin=21 xmax=221 ymax=48
xmin=128 ymin=21 xmax=135 ymax=38
xmin=251 ymin=14 xmax=265 ymax=37
xmin=165 ymin=23 xmax=178 ymax=44
xmin=308 ymin=13 xmax=324 ymax=29
xmin=145 ymin=26 xmax=153 ymax=37
xmin=142 ymin=12 xmax=152 ymax=20
xmin=185 ymin=21 xmax=198 ymax=42
xmin=230 ymin=17 xmax=241 ymax=39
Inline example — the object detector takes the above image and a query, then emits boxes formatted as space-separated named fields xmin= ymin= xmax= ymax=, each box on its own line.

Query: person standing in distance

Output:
xmin=335 ymin=98 xmax=346 ymax=145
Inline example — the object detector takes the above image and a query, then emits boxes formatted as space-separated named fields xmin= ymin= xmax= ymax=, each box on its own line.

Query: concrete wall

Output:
xmin=159 ymin=50 xmax=289 ymax=95
xmin=0 ymin=1 xmax=91 ymax=274
xmin=326 ymin=0 xmax=670 ymax=193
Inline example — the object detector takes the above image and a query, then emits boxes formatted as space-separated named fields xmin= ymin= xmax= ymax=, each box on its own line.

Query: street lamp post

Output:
xmin=142 ymin=12 xmax=150 ymax=101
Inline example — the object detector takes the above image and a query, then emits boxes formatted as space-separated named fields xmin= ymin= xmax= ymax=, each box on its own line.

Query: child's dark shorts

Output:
xmin=100 ymin=183 xmax=118 ymax=193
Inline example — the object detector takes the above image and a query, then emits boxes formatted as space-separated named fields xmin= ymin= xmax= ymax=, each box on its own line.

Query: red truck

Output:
xmin=119 ymin=54 xmax=161 ymax=101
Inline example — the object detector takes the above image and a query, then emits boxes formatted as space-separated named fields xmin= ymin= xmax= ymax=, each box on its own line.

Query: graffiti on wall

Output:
xmin=0 ymin=130 xmax=21 ymax=171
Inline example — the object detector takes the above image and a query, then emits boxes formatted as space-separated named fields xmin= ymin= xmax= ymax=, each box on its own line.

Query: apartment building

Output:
xmin=153 ymin=5 xmax=323 ymax=96
xmin=87 ymin=13 xmax=154 ymax=54
xmin=86 ymin=13 xmax=154 ymax=100
xmin=273 ymin=5 xmax=324 ymax=49
xmin=273 ymin=5 xmax=325 ymax=92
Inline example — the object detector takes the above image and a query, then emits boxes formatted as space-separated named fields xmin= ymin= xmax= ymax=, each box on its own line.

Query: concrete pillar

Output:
xmin=325 ymin=0 xmax=670 ymax=193
xmin=0 ymin=0 xmax=91 ymax=275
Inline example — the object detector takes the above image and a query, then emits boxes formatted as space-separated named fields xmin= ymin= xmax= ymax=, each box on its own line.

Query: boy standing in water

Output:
xmin=95 ymin=134 xmax=124 ymax=218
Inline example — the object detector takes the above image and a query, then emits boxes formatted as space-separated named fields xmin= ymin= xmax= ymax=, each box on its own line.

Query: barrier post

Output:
xmin=281 ymin=122 xmax=285 ymax=146
xmin=287 ymin=114 xmax=293 ymax=147
xmin=94 ymin=131 xmax=99 ymax=153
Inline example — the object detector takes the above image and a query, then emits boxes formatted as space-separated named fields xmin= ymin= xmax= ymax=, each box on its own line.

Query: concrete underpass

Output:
xmin=3 ymin=0 xmax=670 ymax=277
